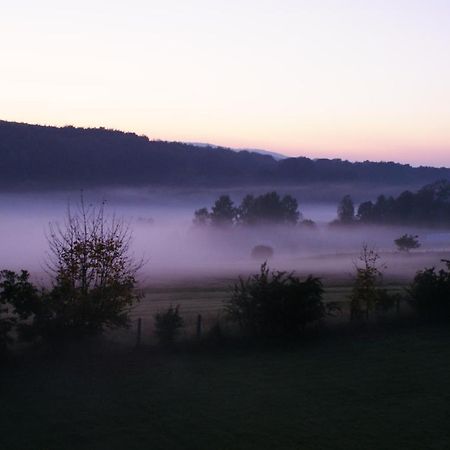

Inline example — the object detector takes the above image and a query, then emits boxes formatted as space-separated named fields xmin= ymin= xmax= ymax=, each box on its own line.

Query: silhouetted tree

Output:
xmin=349 ymin=245 xmax=394 ymax=320
xmin=210 ymin=195 xmax=237 ymax=227
xmin=0 ymin=270 xmax=40 ymax=348
xmin=408 ymin=260 xmax=450 ymax=320
xmin=395 ymin=234 xmax=421 ymax=252
xmin=193 ymin=207 xmax=210 ymax=226
xmin=238 ymin=192 xmax=300 ymax=225
xmin=357 ymin=181 xmax=450 ymax=226
xmin=357 ymin=201 xmax=374 ymax=223
xmin=225 ymin=263 xmax=332 ymax=337
xmin=337 ymin=195 xmax=355 ymax=224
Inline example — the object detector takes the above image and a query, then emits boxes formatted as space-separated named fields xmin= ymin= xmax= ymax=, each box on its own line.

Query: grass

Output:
xmin=2 ymin=324 xmax=450 ymax=450
xmin=125 ymin=279 xmax=408 ymax=343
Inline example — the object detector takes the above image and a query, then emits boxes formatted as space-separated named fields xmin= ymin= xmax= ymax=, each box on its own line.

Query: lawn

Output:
xmin=2 ymin=324 xmax=450 ymax=450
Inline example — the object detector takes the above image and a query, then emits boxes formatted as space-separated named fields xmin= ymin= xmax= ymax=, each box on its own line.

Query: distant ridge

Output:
xmin=186 ymin=142 xmax=287 ymax=160
xmin=0 ymin=120 xmax=449 ymax=191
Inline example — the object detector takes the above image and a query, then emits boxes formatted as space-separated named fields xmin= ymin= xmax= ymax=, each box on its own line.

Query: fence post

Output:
xmin=136 ymin=317 xmax=142 ymax=347
xmin=196 ymin=314 xmax=202 ymax=339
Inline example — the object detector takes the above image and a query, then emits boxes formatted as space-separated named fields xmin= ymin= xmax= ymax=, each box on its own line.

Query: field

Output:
xmin=1 ymin=264 xmax=445 ymax=450
xmin=2 ymin=323 xmax=450 ymax=450
xmin=121 ymin=275 xmax=407 ymax=344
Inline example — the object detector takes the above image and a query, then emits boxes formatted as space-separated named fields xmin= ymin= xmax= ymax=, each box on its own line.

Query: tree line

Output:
xmin=194 ymin=192 xmax=315 ymax=227
xmin=333 ymin=180 xmax=450 ymax=226
xmin=2 ymin=120 xmax=450 ymax=190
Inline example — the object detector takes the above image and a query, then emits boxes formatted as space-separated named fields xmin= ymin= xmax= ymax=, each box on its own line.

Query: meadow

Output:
xmin=123 ymin=275 xmax=408 ymax=345
xmin=2 ymin=322 xmax=450 ymax=450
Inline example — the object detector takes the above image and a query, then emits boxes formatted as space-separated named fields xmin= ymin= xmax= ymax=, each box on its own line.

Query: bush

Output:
xmin=394 ymin=234 xmax=421 ymax=252
xmin=0 ymin=270 xmax=40 ymax=349
xmin=349 ymin=245 xmax=396 ymax=320
xmin=225 ymin=263 xmax=330 ymax=337
xmin=408 ymin=260 xmax=450 ymax=319
xmin=154 ymin=305 xmax=184 ymax=345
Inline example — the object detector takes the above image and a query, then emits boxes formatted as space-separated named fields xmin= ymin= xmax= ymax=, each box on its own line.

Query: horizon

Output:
xmin=3 ymin=118 xmax=450 ymax=170
xmin=2 ymin=1 xmax=450 ymax=166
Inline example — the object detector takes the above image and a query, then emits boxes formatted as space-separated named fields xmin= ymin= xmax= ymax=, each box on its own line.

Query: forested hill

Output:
xmin=1 ymin=120 xmax=450 ymax=190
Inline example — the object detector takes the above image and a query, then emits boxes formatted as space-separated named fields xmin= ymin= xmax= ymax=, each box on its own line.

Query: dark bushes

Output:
xmin=409 ymin=260 xmax=450 ymax=320
xmin=225 ymin=263 xmax=331 ymax=337
xmin=154 ymin=305 xmax=184 ymax=346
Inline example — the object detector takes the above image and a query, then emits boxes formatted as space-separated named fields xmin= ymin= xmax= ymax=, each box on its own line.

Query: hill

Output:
xmin=1 ymin=120 xmax=449 ymax=191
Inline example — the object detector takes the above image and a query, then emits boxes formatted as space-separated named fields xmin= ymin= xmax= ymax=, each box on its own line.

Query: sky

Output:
xmin=1 ymin=0 xmax=450 ymax=166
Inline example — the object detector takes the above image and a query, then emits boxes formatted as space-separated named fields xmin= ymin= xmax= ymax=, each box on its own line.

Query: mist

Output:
xmin=1 ymin=189 xmax=449 ymax=286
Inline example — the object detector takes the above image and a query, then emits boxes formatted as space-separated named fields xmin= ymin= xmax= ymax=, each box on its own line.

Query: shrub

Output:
xmin=225 ymin=263 xmax=329 ymax=337
xmin=394 ymin=234 xmax=421 ymax=252
xmin=154 ymin=305 xmax=184 ymax=345
xmin=408 ymin=260 xmax=450 ymax=319
xmin=0 ymin=270 xmax=40 ymax=349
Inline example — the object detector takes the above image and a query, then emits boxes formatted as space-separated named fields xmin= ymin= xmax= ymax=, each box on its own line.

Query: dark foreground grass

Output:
xmin=2 ymin=325 xmax=450 ymax=450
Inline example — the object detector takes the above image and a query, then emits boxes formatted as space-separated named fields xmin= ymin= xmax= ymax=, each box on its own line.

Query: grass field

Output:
xmin=123 ymin=277 xmax=407 ymax=344
xmin=2 ymin=323 xmax=450 ymax=450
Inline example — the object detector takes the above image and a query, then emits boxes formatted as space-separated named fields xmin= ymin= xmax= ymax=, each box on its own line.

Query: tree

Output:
xmin=238 ymin=192 xmax=300 ymax=225
xmin=408 ymin=260 xmax=450 ymax=320
xmin=337 ymin=195 xmax=355 ymax=224
xmin=356 ymin=181 xmax=450 ymax=226
xmin=210 ymin=195 xmax=237 ymax=227
xmin=395 ymin=234 xmax=421 ymax=252
xmin=349 ymin=245 xmax=394 ymax=320
xmin=356 ymin=201 xmax=374 ymax=223
xmin=0 ymin=270 xmax=40 ymax=347
xmin=193 ymin=207 xmax=210 ymax=226
xmin=225 ymin=263 xmax=332 ymax=337
xmin=10 ymin=198 xmax=143 ymax=340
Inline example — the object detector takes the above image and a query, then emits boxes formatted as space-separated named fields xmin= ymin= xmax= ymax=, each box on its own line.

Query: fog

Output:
xmin=1 ymin=189 xmax=450 ymax=286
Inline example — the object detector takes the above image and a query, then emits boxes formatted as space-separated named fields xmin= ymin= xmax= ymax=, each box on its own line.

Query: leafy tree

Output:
xmin=194 ymin=191 xmax=302 ymax=227
xmin=408 ymin=260 xmax=450 ymax=319
xmin=337 ymin=195 xmax=355 ymax=224
xmin=357 ymin=201 xmax=374 ymax=223
xmin=225 ymin=263 xmax=332 ymax=337
xmin=349 ymin=245 xmax=394 ymax=320
xmin=238 ymin=192 xmax=300 ymax=225
xmin=210 ymin=195 xmax=237 ymax=227
xmin=0 ymin=270 xmax=41 ymax=346
xmin=9 ymin=198 xmax=142 ymax=341
xmin=395 ymin=234 xmax=421 ymax=252
xmin=193 ymin=207 xmax=210 ymax=226
xmin=154 ymin=305 xmax=184 ymax=345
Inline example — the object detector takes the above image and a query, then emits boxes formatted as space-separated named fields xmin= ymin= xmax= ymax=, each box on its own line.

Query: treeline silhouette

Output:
xmin=1 ymin=120 xmax=450 ymax=189
xmin=333 ymin=180 xmax=450 ymax=226
xmin=194 ymin=192 xmax=312 ymax=226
